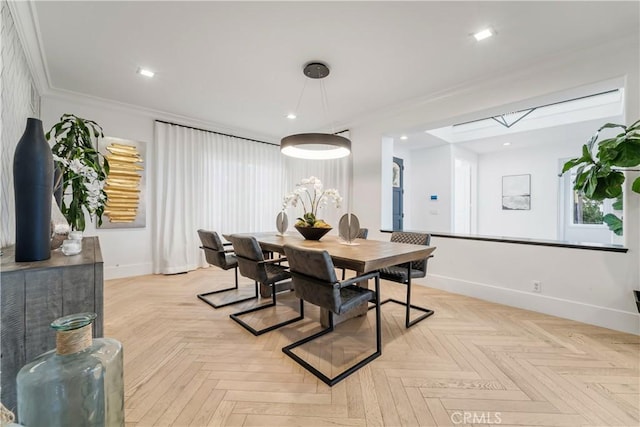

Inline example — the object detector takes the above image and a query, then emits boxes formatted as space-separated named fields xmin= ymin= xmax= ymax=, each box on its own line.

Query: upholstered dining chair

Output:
xmin=376 ymin=231 xmax=435 ymax=328
xmin=283 ymin=244 xmax=381 ymax=386
xmin=227 ymin=234 xmax=304 ymax=336
xmin=341 ymin=228 xmax=369 ymax=280
xmin=355 ymin=228 xmax=369 ymax=239
xmin=196 ymin=229 xmax=258 ymax=309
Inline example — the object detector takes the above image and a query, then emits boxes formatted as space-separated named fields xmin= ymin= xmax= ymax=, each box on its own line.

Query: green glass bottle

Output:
xmin=16 ymin=313 xmax=124 ymax=427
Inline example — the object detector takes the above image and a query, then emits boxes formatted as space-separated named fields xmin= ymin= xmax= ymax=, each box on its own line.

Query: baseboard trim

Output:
xmin=104 ymin=263 xmax=152 ymax=280
xmin=422 ymin=274 xmax=639 ymax=335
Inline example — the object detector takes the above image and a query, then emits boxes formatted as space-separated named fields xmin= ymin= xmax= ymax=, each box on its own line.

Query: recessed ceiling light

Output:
xmin=137 ymin=68 xmax=155 ymax=78
xmin=503 ymin=142 xmax=511 ymax=146
xmin=400 ymin=135 xmax=408 ymax=140
xmin=286 ymin=113 xmax=297 ymax=119
xmin=474 ymin=28 xmax=493 ymax=41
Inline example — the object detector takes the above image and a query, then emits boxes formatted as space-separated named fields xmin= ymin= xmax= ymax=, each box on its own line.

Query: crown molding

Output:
xmin=7 ymin=0 xmax=51 ymax=95
xmin=43 ymin=88 xmax=279 ymax=144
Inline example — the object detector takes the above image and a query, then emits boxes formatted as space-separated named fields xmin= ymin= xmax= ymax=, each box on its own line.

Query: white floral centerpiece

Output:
xmin=282 ymin=176 xmax=342 ymax=228
xmin=51 ymin=156 xmax=107 ymax=230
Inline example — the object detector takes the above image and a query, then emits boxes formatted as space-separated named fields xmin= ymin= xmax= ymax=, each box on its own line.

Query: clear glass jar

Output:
xmin=61 ymin=238 xmax=82 ymax=255
xmin=16 ymin=313 xmax=124 ymax=427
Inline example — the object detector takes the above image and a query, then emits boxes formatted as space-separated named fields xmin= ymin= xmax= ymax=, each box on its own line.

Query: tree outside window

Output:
xmin=573 ymin=190 xmax=604 ymax=225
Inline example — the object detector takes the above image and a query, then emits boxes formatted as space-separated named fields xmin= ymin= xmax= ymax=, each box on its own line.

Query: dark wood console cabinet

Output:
xmin=0 ymin=237 xmax=104 ymax=412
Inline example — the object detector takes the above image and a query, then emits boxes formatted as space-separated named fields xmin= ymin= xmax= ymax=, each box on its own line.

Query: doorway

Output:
xmin=392 ymin=157 xmax=403 ymax=230
xmin=454 ymin=158 xmax=472 ymax=233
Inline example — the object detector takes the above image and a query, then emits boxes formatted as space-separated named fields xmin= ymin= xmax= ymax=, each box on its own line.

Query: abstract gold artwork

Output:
xmin=99 ymin=138 xmax=146 ymax=228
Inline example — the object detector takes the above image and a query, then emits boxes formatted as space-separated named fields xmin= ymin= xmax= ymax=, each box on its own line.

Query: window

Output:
xmin=559 ymin=164 xmax=617 ymax=244
xmin=572 ymin=190 xmax=605 ymax=225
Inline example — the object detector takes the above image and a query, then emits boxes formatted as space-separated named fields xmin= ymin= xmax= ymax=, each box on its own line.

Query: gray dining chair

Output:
xmin=283 ymin=244 xmax=381 ymax=386
xmin=196 ymin=229 xmax=258 ymax=309
xmin=341 ymin=228 xmax=369 ymax=280
xmin=376 ymin=231 xmax=435 ymax=328
xmin=227 ymin=234 xmax=304 ymax=336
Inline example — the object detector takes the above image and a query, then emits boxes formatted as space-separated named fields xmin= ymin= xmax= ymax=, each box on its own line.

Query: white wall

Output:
xmin=425 ymin=237 xmax=638 ymax=334
xmin=476 ymin=140 xmax=581 ymax=239
xmin=1 ymin=1 xmax=38 ymax=247
xmin=474 ymin=117 xmax=625 ymax=241
xmin=451 ymin=145 xmax=478 ymax=233
xmin=407 ymin=144 xmax=452 ymax=232
xmin=40 ymin=94 xmax=156 ymax=279
xmin=350 ymin=35 xmax=640 ymax=334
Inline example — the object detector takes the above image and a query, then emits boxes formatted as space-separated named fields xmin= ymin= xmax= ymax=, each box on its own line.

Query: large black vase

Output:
xmin=13 ymin=118 xmax=53 ymax=261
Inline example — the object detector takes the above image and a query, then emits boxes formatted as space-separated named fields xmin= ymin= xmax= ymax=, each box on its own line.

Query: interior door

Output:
xmin=392 ymin=157 xmax=403 ymax=230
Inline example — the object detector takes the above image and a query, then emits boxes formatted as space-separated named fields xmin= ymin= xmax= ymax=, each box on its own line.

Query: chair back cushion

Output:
xmin=197 ymin=229 xmax=234 ymax=269
xmin=284 ymin=245 xmax=343 ymax=313
xmin=197 ymin=229 xmax=225 ymax=251
xmin=357 ymin=228 xmax=369 ymax=239
xmin=229 ymin=235 xmax=265 ymax=261
xmin=228 ymin=235 xmax=266 ymax=283
xmin=390 ymin=232 xmax=431 ymax=272
xmin=284 ymin=245 xmax=337 ymax=283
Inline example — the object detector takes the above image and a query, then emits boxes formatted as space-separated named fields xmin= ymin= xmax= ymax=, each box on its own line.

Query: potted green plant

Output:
xmin=562 ymin=119 xmax=640 ymax=312
xmin=46 ymin=114 xmax=109 ymax=232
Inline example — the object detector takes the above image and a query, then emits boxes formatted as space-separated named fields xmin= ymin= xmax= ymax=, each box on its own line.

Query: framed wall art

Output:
xmin=502 ymin=174 xmax=530 ymax=210
xmin=98 ymin=137 xmax=146 ymax=228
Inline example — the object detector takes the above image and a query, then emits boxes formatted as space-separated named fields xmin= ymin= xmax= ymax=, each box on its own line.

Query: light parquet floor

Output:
xmin=105 ymin=268 xmax=640 ymax=426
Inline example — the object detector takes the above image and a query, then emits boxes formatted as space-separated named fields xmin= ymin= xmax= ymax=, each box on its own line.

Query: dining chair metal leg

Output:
xmin=229 ymin=285 xmax=304 ymax=336
xmin=282 ymin=316 xmax=336 ymax=384
xmin=197 ymin=268 xmax=260 ymax=309
xmin=371 ymin=263 xmax=435 ymax=328
xmin=283 ymin=276 xmax=382 ymax=386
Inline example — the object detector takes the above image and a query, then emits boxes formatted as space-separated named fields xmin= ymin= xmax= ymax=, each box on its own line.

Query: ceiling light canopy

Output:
xmin=473 ymin=28 xmax=493 ymax=41
xmin=280 ymin=62 xmax=351 ymax=160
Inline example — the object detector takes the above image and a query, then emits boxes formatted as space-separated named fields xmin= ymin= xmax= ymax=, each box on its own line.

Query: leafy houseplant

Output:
xmin=282 ymin=176 xmax=342 ymax=228
xmin=562 ymin=119 xmax=640 ymax=235
xmin=46 ymin=114 xmax=109 ymax=231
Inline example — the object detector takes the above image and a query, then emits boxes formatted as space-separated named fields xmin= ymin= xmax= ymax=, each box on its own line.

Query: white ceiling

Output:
xmin=30 ymin=1 xmax=640 ymax=142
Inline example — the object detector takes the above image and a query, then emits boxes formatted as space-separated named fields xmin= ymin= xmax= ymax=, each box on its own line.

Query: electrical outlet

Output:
xmin=532 ymin=280 xmax=542 ymax=293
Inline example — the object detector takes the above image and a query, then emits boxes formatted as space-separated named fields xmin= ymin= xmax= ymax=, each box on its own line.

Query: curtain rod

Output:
xmin=155 ymin=119 xmax=279 ymax=147
xmin=155 ymin=119 xmax=350 ymax=147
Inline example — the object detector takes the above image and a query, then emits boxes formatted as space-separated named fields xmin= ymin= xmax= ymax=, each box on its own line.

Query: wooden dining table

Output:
xmin=226 ymin=232 xmax=436 ymax=326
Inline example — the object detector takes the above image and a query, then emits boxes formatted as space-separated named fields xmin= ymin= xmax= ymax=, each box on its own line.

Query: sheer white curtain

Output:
xmin=153 ymin=122 xmax=282 ymax=274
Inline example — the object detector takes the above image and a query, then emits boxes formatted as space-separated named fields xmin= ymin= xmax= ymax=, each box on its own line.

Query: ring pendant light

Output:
xmin=280 ymin=62 xmax=351 ymax=160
